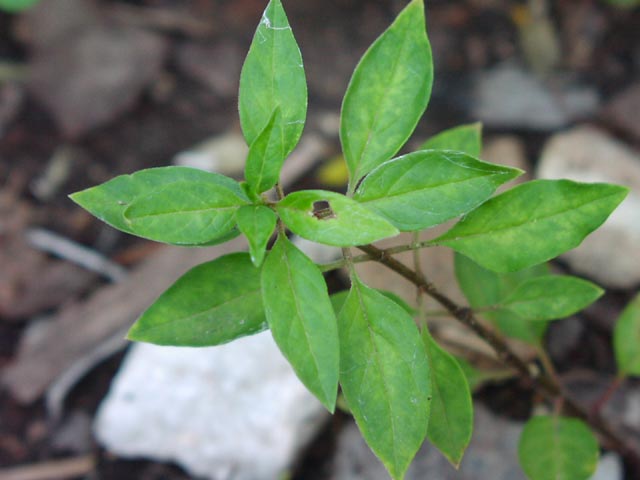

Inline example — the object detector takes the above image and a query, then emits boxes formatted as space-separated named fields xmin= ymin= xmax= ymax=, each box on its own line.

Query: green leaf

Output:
xmin=614 ymin=293 xmax=640 ymax=376
xmin=432 ymin=180 xmax=628 ymax=272
xmin=127 ymin=253 xmax=267 ymax=346
xmin=422 ymin=329 xmax=473 ymax=467
xmin=261 ymin=236 xmax=339 ymax=412
xmin=340 ymin=0 xmax=433 ymax=187
xmin=239 ymin=0 xmax=306 ymax=155
xmin=0 ymin=0 xmax=40 ymax=12
xmin=455 ymin=253 xmax=549 ymax=344
xmin=330 ymin=291 xmax=350 ymax=315
xmin=195 ymin=228 xmax=242 ymax=246
xmin=277 ymin=190 xmax=399 ymax=246
xmin=236 ymin=205 xmax=277 ymax=267
xmin=245 ymin=108 xmax=286 ymax=194
xmin=331 ymin=290 xmax=416 ymax=317
xmin=354 ymin=150 xmax=521 ymax=231
xmin=420 ymin=123 xmax=483 ymax=157
xmin=70 ymin=167 xmax=248 ymax=245
xmin=338 ymin=275 xmax=431 ymax=480
xmin=122 ymin=180 xmax=249 ymax=245
xmin=496 ymin=275 xmax=603 ymax=322
xmin=454 ymin=356 xmax=512 ymax=391
xmin=518 ymin=416 xmax=599 ymax=480
xmin=605 ymin=0 xmax=640 ymax=8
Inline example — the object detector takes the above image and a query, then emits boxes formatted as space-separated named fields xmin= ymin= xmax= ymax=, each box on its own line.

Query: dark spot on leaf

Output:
xmin=312 ymin=200 xmax=337 ymax=220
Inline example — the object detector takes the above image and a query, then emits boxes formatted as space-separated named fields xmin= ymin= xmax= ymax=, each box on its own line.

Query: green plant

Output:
xmin=0 ymin=0 xmax=40 ymax=13
xmin=70 ymin=1 xmax=637 ymax=479
xmin=604 ymin=0 xmax=640 ymax=8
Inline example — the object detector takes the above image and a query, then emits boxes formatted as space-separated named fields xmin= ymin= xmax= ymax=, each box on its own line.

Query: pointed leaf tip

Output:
xmin=423 ymin=330 xmax=473 ymax=467
xmin=433 ymin=180 xmax=628 ymax=272
xmin=127 ymin=253 xmax=267 ymax=346
xmin=340 ymin=0 xmax=432 ymax=186
xmin=239 ymin=0 xmax=307 ymax=157
xmin=338 ymin=276 xmax=431 ymax=479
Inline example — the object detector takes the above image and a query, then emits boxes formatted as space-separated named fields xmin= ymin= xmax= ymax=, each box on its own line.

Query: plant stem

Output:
xmin=356 ymin=244 xmax=534 ymax=377
xmin=537 ymin=345 xmax=562 ymax=391
xmin=423 ymin=309 xmax=454 ymax=318
xmin=341 ymin=247 xmax=356 ymax=277
xmin=318 ymin=252 xmax=372 ymax=272
xmin=374 ymin=239 xmax=434 ymax=256
xmin=412 ymin=232 xmax=427 ymax=328
xmin=274 ymin=183 xmax=287 ymax=235
xmin=591 ymin=375 xmax=625 ymax=418
xmin=356 ymin=243 xmax=640 ymax=468
xmin=318 ymin=238 xmax=439 ymax=272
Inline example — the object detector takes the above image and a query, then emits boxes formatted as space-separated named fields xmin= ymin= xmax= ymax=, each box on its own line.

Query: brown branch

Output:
xmin=357 ymin=243 xmax=640 ymax=470
xmin=591 ymin=375 xmax=625 ymax=418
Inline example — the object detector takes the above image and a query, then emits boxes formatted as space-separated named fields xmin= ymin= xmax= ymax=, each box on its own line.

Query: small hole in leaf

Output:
xmin=312 ymin=200 xmax=336 ymax=220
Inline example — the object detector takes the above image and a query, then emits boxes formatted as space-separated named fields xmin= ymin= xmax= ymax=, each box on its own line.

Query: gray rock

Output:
xmin=603 ymin=83 xmax=640 ymax=141
xmin=473 ymin=64 xmax=599 ymax=130
xmin=332 ymin=404 xmax=526 ymax=480
xmin=333 ymin=404 xmax=621 ymax=479
xmin=537 ymin=126 xmax=640 ymax=288
xmin=95 ymin=332 xmax=329 ymax=480
xmin=546 ymin=316 xmax=585 ymax=362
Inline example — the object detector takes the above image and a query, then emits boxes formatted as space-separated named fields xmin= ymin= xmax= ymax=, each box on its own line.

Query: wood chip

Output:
xmin=0 ymin=455 xmax=95 ymax=480
xmin=25 ymin=228 xmax=127 ymax=282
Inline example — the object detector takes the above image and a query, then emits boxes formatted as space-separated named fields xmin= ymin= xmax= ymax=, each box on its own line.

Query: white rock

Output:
xmin=173 ymin=131 xmax=248 ymax=177
xmin=292 ymin=236 xmax=341 ymax=265
xmin=537 ymin=126 xmax=640 ymax=288
xmin=591 ymin=453 xmax=623 ymax=480
xmin=95 ymin=332 xmax=328 ymax=480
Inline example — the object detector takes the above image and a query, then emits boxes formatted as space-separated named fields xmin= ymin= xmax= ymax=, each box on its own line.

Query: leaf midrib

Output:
xmin=438 ymin=190 xmax=621 ymax=242
xmin=134 ymin=290 xmax=261 ymax=334
xmin=280 ymin=242 xmax=326 ymax=400
xmin=358 ymin=169 xmax=508 ymax=204
xmin=426 ymin=345 xmax=459 ymax=460
xmin=352 ymin=14 xmax=413 ymax=182
xmin=128 ymin=205 xmax=241 ymax=220
xmin=352 ymin=283 xmax=400 ymax=472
